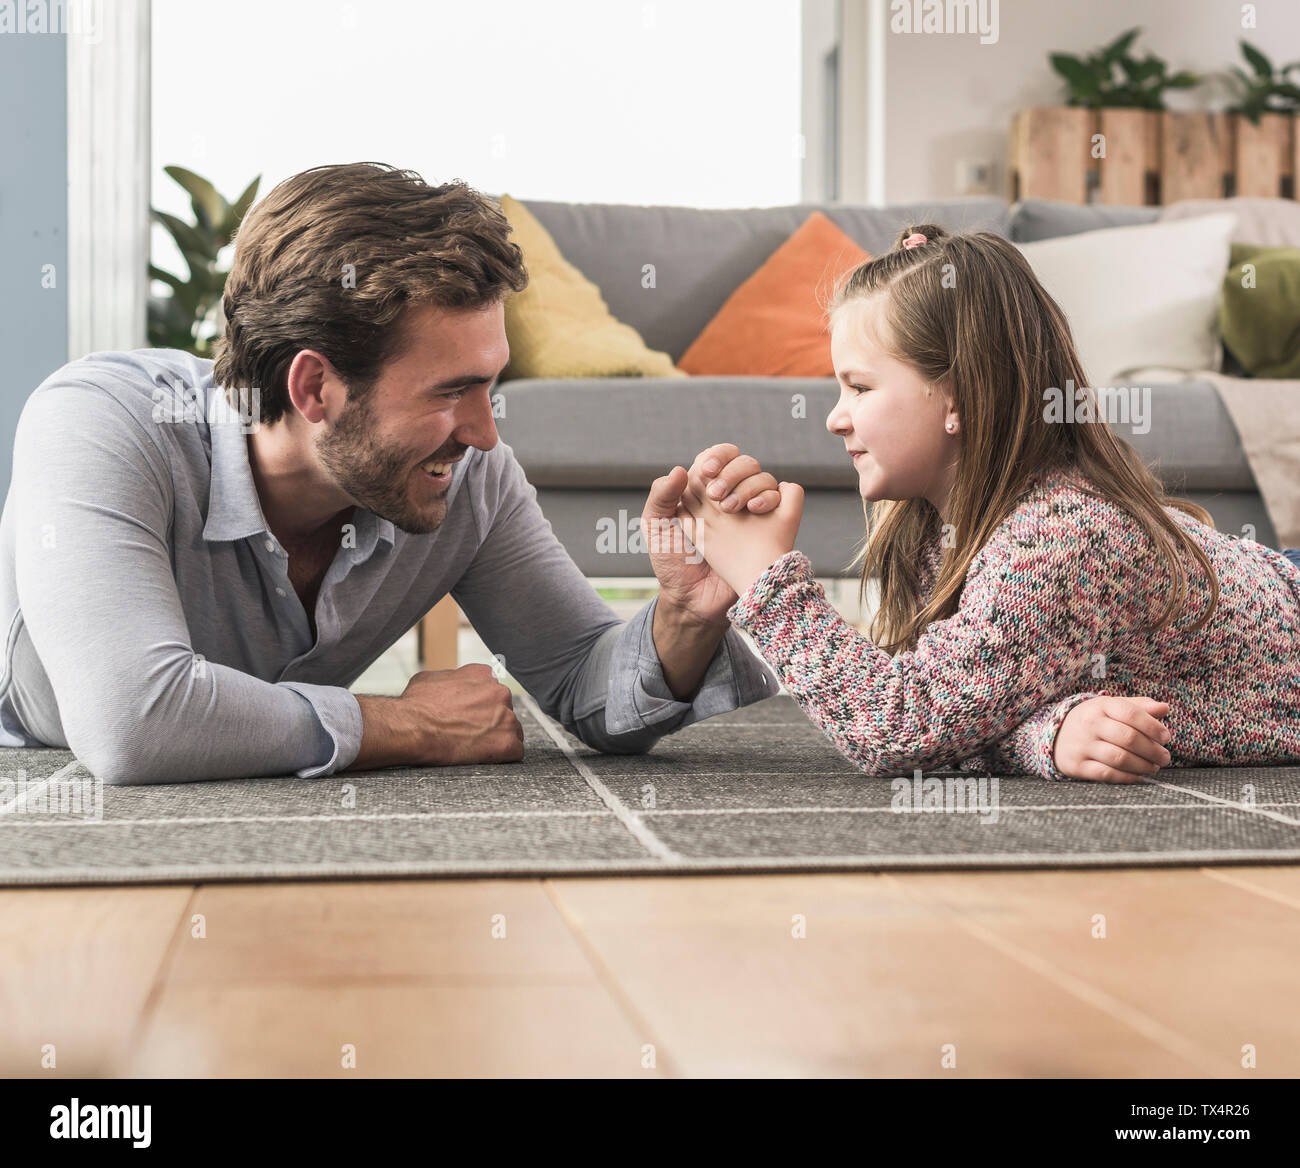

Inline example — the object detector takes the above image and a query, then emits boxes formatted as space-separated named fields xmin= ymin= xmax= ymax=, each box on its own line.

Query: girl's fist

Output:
xmin=1053 ymin=695 xmax=1172 ymax=783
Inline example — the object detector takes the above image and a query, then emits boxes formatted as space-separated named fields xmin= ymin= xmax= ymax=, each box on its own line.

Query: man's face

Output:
xmin=315 ymin=301 xmax=509 ymax=534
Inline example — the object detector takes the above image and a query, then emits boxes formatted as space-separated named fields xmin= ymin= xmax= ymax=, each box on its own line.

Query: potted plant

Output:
xmin=1049 ymin=27 xmax=1199 ymax=110
xmin=148 ymin=166 xmax=260 ymax=357
xmin=1013 ymin=28 xmax=1200 ymax=205
xmin=1226 ymin=40 xmax=1300 ymax=197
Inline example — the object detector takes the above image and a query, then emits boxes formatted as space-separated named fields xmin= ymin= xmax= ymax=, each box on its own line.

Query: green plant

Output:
xmin=1228 ymin=40 xmax=1300 ymax=125
xmin=148 ymin=166 xmax=260 ymax=357
xmin=1050 ymin=27 xmax=1199 ymax=110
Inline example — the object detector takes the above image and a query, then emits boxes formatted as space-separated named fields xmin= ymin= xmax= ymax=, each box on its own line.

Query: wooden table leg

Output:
xmin=416 ymin=594 xmax=460 ymax=672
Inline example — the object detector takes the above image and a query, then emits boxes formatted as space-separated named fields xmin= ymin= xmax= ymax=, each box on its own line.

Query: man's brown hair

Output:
xmin=212 ymin=162 xmax=528 ymax=424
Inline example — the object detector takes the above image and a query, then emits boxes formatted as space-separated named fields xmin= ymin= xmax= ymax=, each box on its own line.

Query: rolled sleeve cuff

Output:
xmin=1037 ymin=690 xmax=1109 ymax=781
xmin=603 ymin=595 xmax=780 ymax=737
xmin=280 ymin=682 xmax=365 ymax=779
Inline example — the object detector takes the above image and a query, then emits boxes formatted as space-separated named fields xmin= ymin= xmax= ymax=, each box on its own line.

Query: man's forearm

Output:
xmin=652 ymin=597 xmax=730 ymax=700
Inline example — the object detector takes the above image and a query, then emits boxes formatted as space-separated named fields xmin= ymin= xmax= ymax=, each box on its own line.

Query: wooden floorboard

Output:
xmin=545 ymin=872 xmax=1222 ymax=1077
xmin=2 ymin=867 xmax=1296 ymax=1077
xmin=0 ymin=885 xmax=195 ymax=1076
xmin=119 ymin=880 xmax=660 ymax=1077
xmin=124 ymin=982 xmax=653 ymax=1077
xmin=883 ymin=867 xmax=1300 ymax=1076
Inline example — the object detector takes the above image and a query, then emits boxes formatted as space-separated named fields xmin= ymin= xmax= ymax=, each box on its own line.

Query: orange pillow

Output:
xmin=677 ymin=212 xmax=871 ymax=377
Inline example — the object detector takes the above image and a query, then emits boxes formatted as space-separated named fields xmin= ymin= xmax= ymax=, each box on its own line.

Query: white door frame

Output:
xmin=66 ymin=0 xmax=150 ymax=360
xmin=800 ymin=0 xmax=887 ymax=206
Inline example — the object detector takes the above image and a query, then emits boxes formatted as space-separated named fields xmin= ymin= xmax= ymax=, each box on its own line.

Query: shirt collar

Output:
xmin=202 ymin=419 xmax=396 ymax=557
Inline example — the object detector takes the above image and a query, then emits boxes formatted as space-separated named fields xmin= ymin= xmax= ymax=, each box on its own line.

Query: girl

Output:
xmin=677 ymin=224 xmax=1300 ymax=783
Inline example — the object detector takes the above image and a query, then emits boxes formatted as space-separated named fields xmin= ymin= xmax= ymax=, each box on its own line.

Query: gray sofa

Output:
xmin=495 ymin=196 xmax=1276 ymax=577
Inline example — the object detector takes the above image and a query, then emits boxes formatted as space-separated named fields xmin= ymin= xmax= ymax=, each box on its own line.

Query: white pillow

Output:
xmin=1161 ymin=197 xmax=1300 ymax=248
xmin=1017 ymin=212 xmax=1236 ymax=387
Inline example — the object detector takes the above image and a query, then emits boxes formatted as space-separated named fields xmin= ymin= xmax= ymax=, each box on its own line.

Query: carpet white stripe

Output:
xmin=6 ymin=800 xmax=1299 ymax=829
xmin=1143 ymin=778 xmax=1300 ymax=826
xmin=638 ymin=802 xmax=1300 ymax=816
xmin=0 ymin=808 xmax=610 ymax=828
xmin=518 ymin=691 xmax=681 ymax=861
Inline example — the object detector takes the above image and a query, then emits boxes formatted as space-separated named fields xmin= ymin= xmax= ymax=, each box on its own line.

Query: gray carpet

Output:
xmin=1 ymin=694 xmax=1298 ymax=884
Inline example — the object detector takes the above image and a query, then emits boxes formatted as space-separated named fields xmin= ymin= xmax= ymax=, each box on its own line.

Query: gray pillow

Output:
xmin=1010 ymin=198 xmax=1161 ymax=243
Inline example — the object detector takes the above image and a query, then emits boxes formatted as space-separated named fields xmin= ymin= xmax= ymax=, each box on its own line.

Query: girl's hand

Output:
xmin=677 ymin=451 xmax=804 ymax=598
xmin=643 ymin=444 xmax=781 ymax=625
xmin=1053 ymin=696 xmax=1173 ymax=782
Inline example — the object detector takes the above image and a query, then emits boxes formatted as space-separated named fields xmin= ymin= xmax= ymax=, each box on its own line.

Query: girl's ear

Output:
xmin=934 ymin=375 xmax=960 ymax=434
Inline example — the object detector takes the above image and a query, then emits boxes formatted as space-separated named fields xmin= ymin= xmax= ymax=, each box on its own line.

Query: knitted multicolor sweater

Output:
xmin=726 ymin=468 xmax=1300 ymax=780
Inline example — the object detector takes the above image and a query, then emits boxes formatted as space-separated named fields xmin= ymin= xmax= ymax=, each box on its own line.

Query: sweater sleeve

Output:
xmin=726 ymin=538 xmax=1103 ymax=777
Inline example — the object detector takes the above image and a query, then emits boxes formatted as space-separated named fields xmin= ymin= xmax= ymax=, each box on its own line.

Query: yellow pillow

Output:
xmin=497 ymin=194 xmax=685 ymax=380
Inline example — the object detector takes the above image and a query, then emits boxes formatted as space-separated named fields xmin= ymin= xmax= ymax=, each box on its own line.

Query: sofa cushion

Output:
xmin=1221 ymin=241 xmax=1300 ymax=379
xmin=497 ymin=195 xmax=684 ymax=381
xmin=496 ymin=377 xmax=1257 ymax=492
xmin=1018 ymin=213 xmax=1236 ymax=385
xmin=1160 ymin=196 xmax=1300 ymax=247
xmin=497 ymin=377 xmax=854 ymax=487
xmin=521 ymin=197 xmax=1010 ymax=362
xmin=1010 ymin=198 xmax=1160 ymax=242
xmin=678 ymin=212 xmax=870 ymax=377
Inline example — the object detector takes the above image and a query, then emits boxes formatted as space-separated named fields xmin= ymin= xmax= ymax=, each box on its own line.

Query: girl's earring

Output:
xmin=946 ymin=422 xmax=956 ymax=432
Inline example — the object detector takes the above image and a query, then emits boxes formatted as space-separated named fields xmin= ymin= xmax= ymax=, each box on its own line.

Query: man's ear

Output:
xmin=284 ymin=349 xmax=337 ymax=424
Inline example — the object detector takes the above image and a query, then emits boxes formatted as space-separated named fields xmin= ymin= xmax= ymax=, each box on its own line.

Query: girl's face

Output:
xmin=826 ymin=295 xmax=960 ymax=520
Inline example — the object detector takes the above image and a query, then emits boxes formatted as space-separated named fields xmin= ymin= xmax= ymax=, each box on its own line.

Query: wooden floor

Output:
xmin=2 ymin=865 xmax=1298 ymax=1078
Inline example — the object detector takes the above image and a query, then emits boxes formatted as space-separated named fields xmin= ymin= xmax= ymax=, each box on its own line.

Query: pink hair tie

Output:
xmin=902 ymin=232 xmax=928 ymax=249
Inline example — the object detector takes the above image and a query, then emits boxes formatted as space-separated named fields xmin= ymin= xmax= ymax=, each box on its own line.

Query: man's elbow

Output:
xmin=72 ymin=733 xmax=181 ymax=786
xmin=568 ymin=709 xmax=659 ymax=756
xmin=77 ymin=746 xmax=161 ymax=786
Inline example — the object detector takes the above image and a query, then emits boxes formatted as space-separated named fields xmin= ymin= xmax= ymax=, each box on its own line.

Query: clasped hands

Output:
xmin=644 ymin=443 xmax=804 ymax=624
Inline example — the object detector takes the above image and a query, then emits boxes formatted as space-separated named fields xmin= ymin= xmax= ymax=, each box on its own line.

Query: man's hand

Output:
xmin=350 ymin=664 xmax=524 ymax=770
xmin=1052 ymin=696 xmax=1172 ymax=782
xmin=676 ymin=458 xmax=804 ymax=600
xmin=643 ymin=443 xmax=781 ymax=625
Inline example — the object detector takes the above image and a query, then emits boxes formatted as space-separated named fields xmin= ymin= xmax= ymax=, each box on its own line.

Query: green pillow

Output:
xmin=1221 ymin=241 xmax=1300 ymax=379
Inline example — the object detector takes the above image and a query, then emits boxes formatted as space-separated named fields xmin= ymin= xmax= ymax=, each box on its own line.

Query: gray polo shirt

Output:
xmin=0 ymin=349 xmax=777 ymax=784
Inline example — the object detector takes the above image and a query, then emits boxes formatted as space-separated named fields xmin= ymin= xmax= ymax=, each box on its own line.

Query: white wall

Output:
xmin=862 ymin=0 xmax=1300 ymax=203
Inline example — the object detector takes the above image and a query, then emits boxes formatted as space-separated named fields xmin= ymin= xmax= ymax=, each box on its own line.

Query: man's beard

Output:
xmin=315 ymin=395 xmax=459 ymax=535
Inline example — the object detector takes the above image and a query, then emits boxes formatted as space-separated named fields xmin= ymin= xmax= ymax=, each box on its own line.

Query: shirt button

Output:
xmin=265 ymin=539 xmax=276 ymax=552
xmin=275 ymin=587 xmax=286 ymax=597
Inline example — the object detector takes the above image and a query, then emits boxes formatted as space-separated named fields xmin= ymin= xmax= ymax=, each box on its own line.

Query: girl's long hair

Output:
xmin=830 ymin=222 xmax=1219 ymax=655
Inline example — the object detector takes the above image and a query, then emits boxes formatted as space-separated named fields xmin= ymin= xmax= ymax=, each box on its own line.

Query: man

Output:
xmin=0 ymin=162 xmax=783 ymax=785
